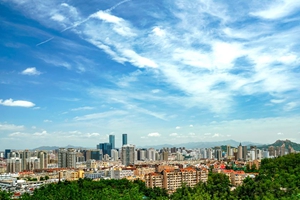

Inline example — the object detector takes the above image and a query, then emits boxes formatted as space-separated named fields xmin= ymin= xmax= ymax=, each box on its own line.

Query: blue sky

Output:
xmin=1 ymin=0 xmax=300 ymax=149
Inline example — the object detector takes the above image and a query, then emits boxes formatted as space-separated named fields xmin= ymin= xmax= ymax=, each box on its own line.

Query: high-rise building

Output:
xmin=237 ymin=143 xmax=243 ymax=160
xmin=109 ymin=135 xmax=115 ymax=149
xmin=137 ymin=149 xmax=146 ymax=161
xmin=215 ymin=147 xmax=222 ymax=161
xmin=242 ymin=146 xmax=248 ymax=161
xmin=58 ymin=148 xmax=76 ymax=168
xmin=91 ymin=149 xmax=102 ymax=160
xmin=111 ymin=149 xmax=119 ymax=161
xmin=268 ymin=146 xmax=275 ymax=157
xmin=122 ymin=134 xmax=128 ymax=146
xmin=38 ymin=151 xmax=48 ymax=169
xmin=226 ymin=145 xmax=231 ymax=157
xmin=6 ymin=157 xmax=22 ymax=173
xmin=4 ymin=149 xmax=11 ymax=159
xmin=161 ymin=151 xmax=168 ymax=161
xmin=98 ymin=143 xmax=112 ymax=157
xmin=147 ymin=148 xmax=156 ymax=161
xmin=21 ymin=150 xmax=31 ymax=171
xmin=280 ymin=143 xmax=286 ymax=156
xmin=121 ymin=144 xmax=135 ymax=166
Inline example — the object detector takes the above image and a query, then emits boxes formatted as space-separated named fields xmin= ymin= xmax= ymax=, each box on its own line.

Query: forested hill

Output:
xmin=258 ymin=139 xmax=300 ymax=151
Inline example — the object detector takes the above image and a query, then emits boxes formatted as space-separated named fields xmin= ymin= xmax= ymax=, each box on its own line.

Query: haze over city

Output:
xmin=1 ymin=0 xmax=300 ymax=149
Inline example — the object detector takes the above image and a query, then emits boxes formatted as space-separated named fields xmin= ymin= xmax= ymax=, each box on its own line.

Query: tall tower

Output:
xmin=109 ymin=135 xmax=115 ymax=149
xmin=122 ymin=133 xmax=128 ymax=146
xmin=121 ymin=144 xmax=135 ymax=166
xmin=38 ymin=151 xmax=48 ymax=169
xmin=58 ymin=148 xmax=67 ymax=168
xmin=226 ymin=145 xmax=231 ymax=157
xmin=242 ymin=146 xmax=248 ymax=161
xmin=21 ymin=150 xmax=31 ymax=171
xmin=67 ymin=148 xmax=76 ymax=168
xmin=237 ymin=143 xmax=243 ymax=160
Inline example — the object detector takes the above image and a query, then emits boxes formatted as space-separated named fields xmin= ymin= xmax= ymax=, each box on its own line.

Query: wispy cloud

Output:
xmin=250 ymin=1 xmax=300 ymax=20
xmin=0 ymin=98 xmax=35 ymax=107
xmin=0 ymin=123 xmax=24 ymax=131
xmin=21 ymin=67 xmax=41 ymax=75
xmin=73 ymin=110 xmax=127 ymax=121
xmin=71 ymin=106 xmax=95 ymax=111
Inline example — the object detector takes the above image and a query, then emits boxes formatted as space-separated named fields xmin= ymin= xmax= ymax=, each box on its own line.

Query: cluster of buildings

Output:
xmin=0 ymin=137 xmax=297 ymax=195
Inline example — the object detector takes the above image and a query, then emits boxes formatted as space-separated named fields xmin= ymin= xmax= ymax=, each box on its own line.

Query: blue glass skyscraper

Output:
xmin=98 ymin=143 xmax=112 ymax=157
xmin=122 ymin=133 xmax=127 ymax=146
xmin=109 ymin=135 xmax=115 ymax=149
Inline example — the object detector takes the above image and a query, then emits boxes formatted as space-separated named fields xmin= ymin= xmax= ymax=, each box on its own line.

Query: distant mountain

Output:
xmin=32 ymin=145 xmax=85 ymax=151
xmin=141 ymin=140 xmax=262 ymax=149
xmin=258 ymin=139 xmax=300 ymax=151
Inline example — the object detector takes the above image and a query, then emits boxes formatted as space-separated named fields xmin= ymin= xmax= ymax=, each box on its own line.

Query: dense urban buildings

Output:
xmin=0 ymin=137 xmax=298 ymax=196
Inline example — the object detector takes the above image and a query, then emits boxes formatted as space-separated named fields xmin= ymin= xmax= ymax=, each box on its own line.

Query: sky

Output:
xmin=0 ymin=0 xmax=300 ymax=150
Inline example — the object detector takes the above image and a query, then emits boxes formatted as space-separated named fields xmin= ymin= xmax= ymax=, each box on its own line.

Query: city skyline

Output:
xmin=1 ymin=0 xmax=300 ymax=149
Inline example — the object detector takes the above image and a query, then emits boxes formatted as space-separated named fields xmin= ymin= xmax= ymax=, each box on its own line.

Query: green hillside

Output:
xmin=259 ymin=139 xmax=300 ymax=151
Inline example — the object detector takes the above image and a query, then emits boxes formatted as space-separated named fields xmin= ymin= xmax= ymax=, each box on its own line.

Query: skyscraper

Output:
xmin=242 ymin=146 xmax=248 ymax=161
xmin=122 ymin=133 xmax=128 ymax=146
xmin=109 ymin=135 xmax=115 ymax=149
xmin=58 ymin=148 xmax=76 ymax=168
xmin=237 ymin=143 xmax=243 ymax=160
xmin=121 ymin=144 xmax=135 ymax=166
xmin=98 ymin=143 xmax=112 ymax=157
xmin=4 ymin=149 xmax=11 ymax=159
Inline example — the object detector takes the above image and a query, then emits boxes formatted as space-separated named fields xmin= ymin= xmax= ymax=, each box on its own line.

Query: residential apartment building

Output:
xmin=145 ymin=167 xmax=208 ymax=193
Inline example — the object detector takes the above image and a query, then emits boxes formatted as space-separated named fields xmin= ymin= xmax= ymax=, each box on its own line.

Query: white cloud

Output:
xmin=152 ymin=27 xmax=166 ymax=37
xmin=8 ymin=132 xmax=25 ymax=137
xmin=284 ymin=102 xmax=298 ymax=111
xmin=270 ymin=99 xmax=286 ymax=104
xmin=250 ymin=1 xmax=300 ymax=20
xmin=51 ymin=14 xmax=65 ymax=22
xmin=175 ymin=126 xmax=181 ymax=129
xmin=43 ymin=120 xmax=52 ymax=123
xmin=189 ymin=124 xmax=193 ymax=127
xmin=148 ymin=132 xmax=161 ymax=137
xmin=212 ymin=133 xmax=220 ymax=137
xmin=33 ymin=130 xmax=48 ymax=136
xmin=71 ymin=106 xmax=95 ymax=111
xmin=151 ymin=89 xmax=161 ymax=94
xmin=169 ymin=133 xmax=178 ymax=136
xmin=277 ymin=132 xmax=284 ymax=135
xmin=0 ymin=123 xmax=24 ymax=131
xmin=122 ymin=49 xmax=158 ymax=68
xmin=21 ymin=67 xmax=41 ymax=75
xmin=0 ymin=99 xmax=35 ymax=107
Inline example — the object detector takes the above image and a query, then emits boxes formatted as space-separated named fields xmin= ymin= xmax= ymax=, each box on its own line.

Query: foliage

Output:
xmin=0 ymin=190 xmax=11 ymax=200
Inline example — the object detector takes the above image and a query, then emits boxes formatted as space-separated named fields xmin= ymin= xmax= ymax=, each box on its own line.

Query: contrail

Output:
xmin=36 ymin=37 xmax=54 ymax=46
xmin=60 ymin=17 xmax=91 ymax=33
xmin=107 ymin=0 xmax=131 ymax=12
xmin=36 ymin=0 xmax=131 ymax=46
xmin=60 ymin=0 xmax=131 ymax=33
